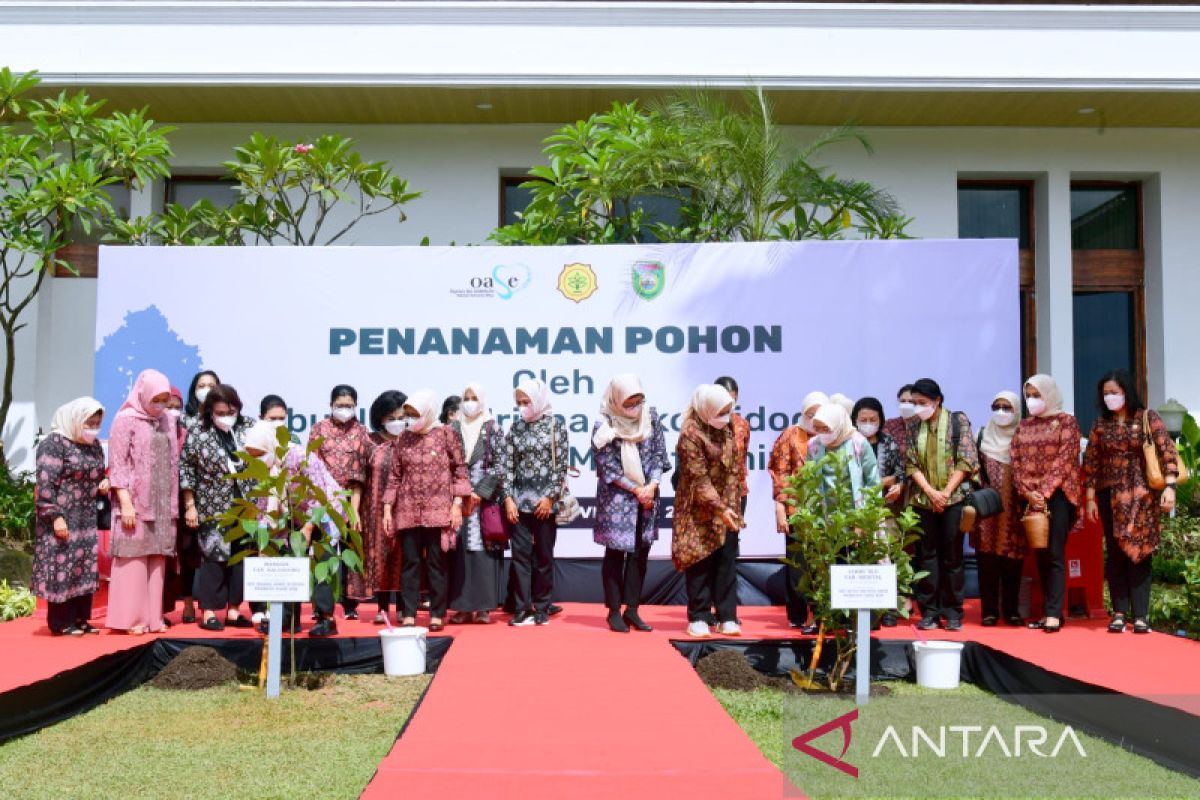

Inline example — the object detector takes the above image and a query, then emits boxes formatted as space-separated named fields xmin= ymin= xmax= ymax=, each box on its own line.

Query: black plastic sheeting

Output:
xmin=674 ymin=638 xmax=1200 ymax=779
xmin=0 ymin=636 xmax=452 ymax=744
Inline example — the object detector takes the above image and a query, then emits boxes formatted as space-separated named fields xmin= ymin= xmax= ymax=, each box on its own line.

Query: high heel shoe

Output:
xmin=622 ymin=609 xmax=652 ymax=632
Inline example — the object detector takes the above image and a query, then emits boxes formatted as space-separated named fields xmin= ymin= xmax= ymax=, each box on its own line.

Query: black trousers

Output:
xmin=376 ymin=591 xmax=397 ymax=613
xmin=340 ymin=561 xmax=359 ymax=614
xmin=47 ymin=593 xmax=93 ymax=633
xmin=977 ymin=552 xmax=1023 ymax=620
xmin=913 ymin=502 xmax=966 ymax=622
xmin=400 ymin=527 xmax=448 ymax=618
xmin=784 ymin=559 xmax=809 ymax=625
xmin=1034 ymin=490 xmax=1074 ymax=620
xmin=685 ymin=531 xmax=739 ymax=624
xmin=194 ymin=558 xmax=244 ymax=611
xmin=1098 ymin=489 xmax=1153 ymax=619
xmin=511 ymin=512 xmax=557 ymax=614
xmin=602 ymin=545 xmax=649 ymax=611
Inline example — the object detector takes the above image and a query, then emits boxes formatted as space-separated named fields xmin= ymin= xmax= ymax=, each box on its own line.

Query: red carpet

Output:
xmin=4 ymin=599 xmax=1198 ymax=797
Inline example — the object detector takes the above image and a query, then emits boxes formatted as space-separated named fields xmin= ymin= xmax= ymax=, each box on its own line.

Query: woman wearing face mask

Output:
xmin=714 ymin=377 xmax=751 ymax=514
xmin=310 ymin=384 xmax=372 ymax=622
xmin=364 ymin=390 xmax=408 ymax=625
xmin=33 ymin=397 xmax=108 ymax=635
xmin=1009 ymin=375 xmax=1082 ymax=634
xmin=808 ymin=404 xmax=881 ymax=504
xmin=179 ymin=384 xmax=256 ymax=631
xmin=1083 ymin=370 xmax=1179 ymax=635
xmin=852 ymin=397 xmax=903 ymax=499
xmin=882 ymin=384 xmax=916 ymax=464
xmin=905 ymin=378 xmax=979 ymax=632
xmin=973 ymin=391 xmax=1027 ymax=627
xmin=673 ymin=384 xmax=744 ymax=638
xmin=767 ymin=390 xmax=823 ymax=631
xmin=592 ymin=375 xmax=670 ymax=633
xmin=447 ymin=383 xmax=508 ymax=625
xmin=502 ymin=378 xmax=570 ymax=626
xmin=107 ymin=369 xmax=179 ymax=634
xmin=440 ymin=395 xmax=462 ymax=426
xmin=183 ymin=370 xmax=220 ymax=432
xmin=382 ymin=390 xmax=472 ymax=632
xmin=161 ymin=385 xmax=199 ymax=625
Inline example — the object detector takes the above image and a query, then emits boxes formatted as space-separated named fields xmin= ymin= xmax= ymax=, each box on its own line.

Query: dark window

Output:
xmin=957 ymin=185 xmax=1030 ymax=248
xmin=1072 ymin=291 xmax=1136 ymax=434
xmin=499 ymin=176 xmax=538 ymax=227
xmin=1070 ymin=185 xmax=1139 ymax=250
xmin=166 ymin=176 xmax=238 ymax=209
xmin=613 ymin=193 xmax=685 ymax=242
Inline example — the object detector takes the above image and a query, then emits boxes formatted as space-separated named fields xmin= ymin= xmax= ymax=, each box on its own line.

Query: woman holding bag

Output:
xmin=592 ymin=374 xmax=671 ymax=633
xmin=382 ymin=390 xmax=472 ymax=632
xmin=447 ymin=383 xmax=507 ymax=624
xmin=973 ymin=391 xmax=1027 ymax=627
xmin=1083 ymin=369 xmax=1179 ymax=634
xmin=1010 ymin=374 xmax=1082 ymax=634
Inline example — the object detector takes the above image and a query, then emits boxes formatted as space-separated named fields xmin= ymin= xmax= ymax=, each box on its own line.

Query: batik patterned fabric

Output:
xmin=32 ymin=433 xmax=105 ymax=602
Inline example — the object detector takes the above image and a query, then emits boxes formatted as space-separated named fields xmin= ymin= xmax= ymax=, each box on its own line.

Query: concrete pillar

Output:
xmin=1034 ymin=171 xmax=1075 ymax=413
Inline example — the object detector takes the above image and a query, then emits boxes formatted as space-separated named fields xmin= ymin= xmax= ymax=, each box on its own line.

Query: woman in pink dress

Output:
xmin=106 ymin=369 xmax=179 ymax=634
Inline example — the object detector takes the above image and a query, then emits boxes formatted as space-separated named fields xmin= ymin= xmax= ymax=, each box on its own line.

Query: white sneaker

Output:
xmin=687 ymin=621 xmax=711 ymax=638
xmin=251 ymin=612 xmax=265 ymax=625
xmin=718 ymin=621 xmax=741 ymax=636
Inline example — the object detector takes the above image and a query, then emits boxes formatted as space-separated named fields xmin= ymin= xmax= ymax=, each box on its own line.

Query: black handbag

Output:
xmin=967 ymin=430 xmax=1003 ymax=520
xmin=96 ymin=493 xmax=112 ymax=531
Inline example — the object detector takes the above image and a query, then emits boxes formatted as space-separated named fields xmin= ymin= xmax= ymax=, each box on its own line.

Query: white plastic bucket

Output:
xmin=380 ymin=627 xmax=427 ymax=677
xmin=913 ymin=641 xmax=964 ymax=689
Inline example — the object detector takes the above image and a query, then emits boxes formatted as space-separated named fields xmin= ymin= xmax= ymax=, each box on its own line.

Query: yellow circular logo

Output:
xmin=557 ymin=262 xmax=598 ymax=303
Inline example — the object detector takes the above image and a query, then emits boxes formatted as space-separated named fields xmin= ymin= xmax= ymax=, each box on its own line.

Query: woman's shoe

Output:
xmin=1027 ymin=619 xmax=1048 ymax=630
xmin=1042 ymin=618 xmax=1062 ymax=633
xmin=475 ymin=611 xmax=492 ymax=624
xmin=1005 ymin=615 xmax=1025 ymax=627
xmin=429 ymin=618 xmax=445 ymax=632
xmin=622 ymin=609 xmax=653 ymax=632
xmin=200 ymin=617 xmax=224 ymax=632
xmin=79 ymin=622 xmax=100 ymax=635
xmin=686 ymin=621 xmax=711 ymax=638
xmin=448 ymin=612 xmax=473 ymax=625
xmin=607 ymin=612 xmax=629 ymax=633
xmin=880 ymin=612 xmax=898 ymax=628
xmin=1132 ymin=618 xmax=1151 ymax=634
xmin=224 ymin=615 xmax=254 ymax=629
xmin=980 ymin=615 xmax=999 ymax=627
xmin=344 ymin=610 xmax=359 ymax=621
xmin=1108 ymin=614 xmax=1127 ymax=633
xmin=400 ymin=617 xmax=416 ymax=628
xmin=373 ymin=612 xmax=387 ymax=625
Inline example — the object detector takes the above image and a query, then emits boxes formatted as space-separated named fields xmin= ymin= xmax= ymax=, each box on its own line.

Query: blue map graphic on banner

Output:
xmin=94 ymin=306 xmax=204 ymax=437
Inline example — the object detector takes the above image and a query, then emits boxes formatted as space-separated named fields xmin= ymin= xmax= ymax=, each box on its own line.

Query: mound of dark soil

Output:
xmin=149 ymin=646 xmax=238 ymax=690
xmin=696 ymin=649 xmax=797 ymax=693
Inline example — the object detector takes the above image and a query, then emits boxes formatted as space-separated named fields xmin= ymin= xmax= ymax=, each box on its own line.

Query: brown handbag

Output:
xmin=1142 ymin=410 xmax=1189 ymax=490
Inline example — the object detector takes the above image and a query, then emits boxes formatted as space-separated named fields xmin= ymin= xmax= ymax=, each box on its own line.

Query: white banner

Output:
xmin=95 ymin=240 xmax=1019 ymax=558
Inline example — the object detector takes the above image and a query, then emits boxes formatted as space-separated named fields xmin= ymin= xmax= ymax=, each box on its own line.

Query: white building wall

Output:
xmin=8 ymin=121 xmax=1200 ymax=469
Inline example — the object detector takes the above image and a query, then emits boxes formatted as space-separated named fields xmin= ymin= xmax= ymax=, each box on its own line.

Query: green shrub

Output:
xmin=0 ymin=468 xmax=35 ymax=544
xmin=0 ymin=578 xmax=36 ymax=621
xmin=1149 ymin=555 xmax=1200 ymax=639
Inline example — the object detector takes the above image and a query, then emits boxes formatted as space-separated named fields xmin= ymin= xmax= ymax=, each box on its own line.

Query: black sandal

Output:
xmin=981 ymin=615 xmax=999 ymax=627
xmin=1108 ymin=614 xmax=1127 ymax=633
xmin=1132 ymin=618 xmax=1151 ymax=634
xmin=225 ymin=615 xmax=254 ymax=629
xmin=200 ymin=617 xmax=225 ymax=632
xmin=79 ymin=622 xmax=100 ymax=635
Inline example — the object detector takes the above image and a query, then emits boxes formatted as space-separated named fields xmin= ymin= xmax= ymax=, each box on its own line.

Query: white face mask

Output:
xmin=213 ymin=414 xmax=237 ymax=432
xmin=268 ymin=419 xmax=287 ymax=429
xmin=520 ymin=405 xmax=539 ymax=423
xmin=331 ymin=407 xmax=355 ymax=424
xmin=1025 ymin=397 xmax=1047 ymax=417
xmin=80 ymin=427 xmax=100 ymax=444
xmin=710 ymin=413 xmax=731 ymax=430
xmin=992 ymin=410 xmax=1016 ymax=427
xmin=1104 ymin=393 xmax=1126 ymax=412
xmin=818 ymin=431 xmax=839 ymax=447
xmin=856 ymin=422 xmax=879 ymax=438
xmin=384 ymin=419 xmax=407 ymax=436
xmin=460 ymin=401 xmax=482 ymax=419
xmin=166 ymin=409 xmax=181 ymax=422
xmin=898 ymin=401 xmax=917 ymax=419
xmin=799 ymin=414 xmax=816 ymax=433
xmin=195 ymin=387 xmax=211 ymax=405
xmin=915 ymin=404 xmax=936 ymax=421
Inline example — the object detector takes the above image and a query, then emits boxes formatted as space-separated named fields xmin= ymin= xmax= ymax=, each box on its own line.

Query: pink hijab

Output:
xmin=117 ymin=370 xmax=176 ymax=450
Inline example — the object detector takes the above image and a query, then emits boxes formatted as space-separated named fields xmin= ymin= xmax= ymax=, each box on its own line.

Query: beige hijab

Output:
xmin=593 ymin=374 xmax=652 ymax=486
xmin=814 ymin=403 xmax=855 ymax=448
xmin=51 ymin=397 xmax=103 ymax=445
xmin=1025 ymin=374 xmax=1065 ymax=417
xmin=829 ymin=393 xmax=856 ymax=415
xmin=404 ymin=389 xmax=440 ymax=435
xmin=459 ymin=381 xmax=492 ymax=458
xmin=980 ymin=390 xmax=1022 ymax=464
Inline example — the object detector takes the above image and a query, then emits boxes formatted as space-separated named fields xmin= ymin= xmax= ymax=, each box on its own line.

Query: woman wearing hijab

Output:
xmin=673 ymin=384 xmax=744 ymax=638
xmin=767 ymin=390 xmax=824 ymax=630
xmin=309 ymin=384 xmax=373 ymax=620
xmin=714 ymin=377 xmax=750 ymax=513
xmin=591 ymin=375 xmax=670 ymax=633
xmin=364 ymin=389 xmax=408 ymax=624
xmin=1010 ymin=374 xmax=1083 ymax=634
xmin=503 ymin=378 xmax=570 ymax=627
xmin=382 ymin=390 xmax=472 ymax=632
xmin=829 ymin=393 xmax=856 ymax=416
xmin=1084 ymin=369 xmax=1179 ymax=635
xmin=447 ymin=383 xmax=507 ymax=624
xmin=183 ymin=370 xmax=220 ymax=432
xmin=107 ymin=369 xmax=179 ymax=634
xmin=807 ymin=404 xmax=881 ymax=503
xmin=905 ymin=378 xmax=979 ymax=632
xmin=33 ymin=398 xmax=108 ymax=635
xmin=973 ymin=391 xmax=1027 ymax=627
xmin=179 ymin=384 xmax=256 ymax=631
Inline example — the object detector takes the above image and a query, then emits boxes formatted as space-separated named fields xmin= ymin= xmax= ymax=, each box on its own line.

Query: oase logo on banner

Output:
xmin=451 ymin=263 xmax=532 ymax=300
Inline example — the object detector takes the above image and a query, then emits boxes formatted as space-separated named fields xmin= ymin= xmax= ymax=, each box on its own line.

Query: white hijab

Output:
xmin=980 ymin=390 xmax=1022 ymax=464
xmin=404 ymin=389 xmax=440 ymax=435
xmin=814 ymin=403 xmax=855 ymax=448
xmin=1025 ymin=374 xmax=1065 ymax=417
xmin=515 ymin=378 xmax=553 ymax=423
xmin=593 ymin=374 xmax=652 ymax=486
xmin=686 ymin=384 xmax=734 ymax=429
xmin=243 ymin=420 xmax=282 ymax=467
xmin=459 ymin=381 xmax=492 ymax=458
xmin=829 ymin=393 xmax=856 ymax=415
xmin=50 ymin=396 xmax=103 ymax=445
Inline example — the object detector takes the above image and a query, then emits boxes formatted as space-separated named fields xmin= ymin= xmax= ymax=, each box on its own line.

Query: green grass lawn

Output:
xmin=0 ymin=673 xmax=430 ymax=800
xmin=714 ymin=681 xmax=1200 ymax=800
